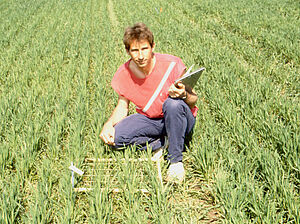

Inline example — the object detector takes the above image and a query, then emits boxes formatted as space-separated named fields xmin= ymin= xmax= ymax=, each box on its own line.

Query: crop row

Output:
xmin=0 ymin=0 xmax=299 ymax=223
xmin=113 ymin=0 xmax=299 ymax=222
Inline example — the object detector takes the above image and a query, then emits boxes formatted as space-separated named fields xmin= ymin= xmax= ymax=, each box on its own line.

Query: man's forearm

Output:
xmin=184 ymin=91 xmax=198 ymax=109
xmin=104 ymin=96 xmax=129 ymax=127
xmin=106 ymin=107 xmax=128 ymax=127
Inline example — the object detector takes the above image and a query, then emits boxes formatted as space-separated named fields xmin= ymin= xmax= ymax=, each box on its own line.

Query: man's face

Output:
xmin=127 ymin=39 xmax=154 ymax=70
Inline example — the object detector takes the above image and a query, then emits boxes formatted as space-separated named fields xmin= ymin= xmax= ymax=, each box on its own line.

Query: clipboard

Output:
xmin=175 ymin=65 xmax=205 ymax=88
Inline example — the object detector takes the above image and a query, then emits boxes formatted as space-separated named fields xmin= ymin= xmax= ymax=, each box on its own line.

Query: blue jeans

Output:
xmin=113 ymin=97 xmax=196 ymax=163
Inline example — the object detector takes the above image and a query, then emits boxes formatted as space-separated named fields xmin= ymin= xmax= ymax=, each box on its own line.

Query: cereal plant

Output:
xmin=0 ymin=0 xmax=298 ymax=223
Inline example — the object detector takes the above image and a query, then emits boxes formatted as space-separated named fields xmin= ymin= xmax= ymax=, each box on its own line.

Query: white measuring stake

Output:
xmin=69 ymin=163 xmax=84 ymax=175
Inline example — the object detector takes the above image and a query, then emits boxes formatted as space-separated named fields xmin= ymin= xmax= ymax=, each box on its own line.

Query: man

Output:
xmin=100 ymin=23 xmax=198 ymax=182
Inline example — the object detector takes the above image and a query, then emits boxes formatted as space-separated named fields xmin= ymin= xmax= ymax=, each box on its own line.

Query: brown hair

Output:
xmin=123 ymin=23 xmax=154 ymax=50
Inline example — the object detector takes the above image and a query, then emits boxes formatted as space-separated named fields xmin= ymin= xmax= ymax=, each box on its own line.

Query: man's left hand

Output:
xmin=168 ymin=82 xmax=186 ymax=99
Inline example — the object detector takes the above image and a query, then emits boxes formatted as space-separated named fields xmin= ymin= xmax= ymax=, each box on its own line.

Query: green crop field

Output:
xmin=0 ymin=0 xmax=299 ymax=223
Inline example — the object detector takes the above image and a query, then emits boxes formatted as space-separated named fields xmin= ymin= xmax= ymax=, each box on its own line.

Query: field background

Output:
xmin=0 ymin=0 xmax=299 ymax=223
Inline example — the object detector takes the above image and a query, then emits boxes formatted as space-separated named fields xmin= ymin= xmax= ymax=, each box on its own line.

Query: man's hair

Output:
xmin=123 ymin=23 xmax=154 ymax=51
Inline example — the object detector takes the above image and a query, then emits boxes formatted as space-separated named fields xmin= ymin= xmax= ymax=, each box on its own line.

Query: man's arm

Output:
xmin=168 ymin=82 xmax=198 ymax=108
xmin=99 ymin=96 xmax=129 ymax=145
xmin=183 ymin=83 xmax=198 ymax=109
xmin=168 ymin=70 xmax=198 ymax=108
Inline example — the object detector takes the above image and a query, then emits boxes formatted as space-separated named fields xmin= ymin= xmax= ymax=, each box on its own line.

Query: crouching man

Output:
xmin=100 ymin=23 xmax=198 ymax=183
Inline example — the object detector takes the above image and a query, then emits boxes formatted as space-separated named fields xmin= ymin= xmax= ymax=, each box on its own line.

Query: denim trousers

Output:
xmin=113 ymin=97 xmax=196 ymax=163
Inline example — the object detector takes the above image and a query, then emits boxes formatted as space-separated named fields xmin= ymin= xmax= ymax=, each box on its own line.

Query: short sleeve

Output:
xmin=111 ymin=74 xmax=123 ymax=96
xmin=111 ymin=64 xmax=128 ymax=97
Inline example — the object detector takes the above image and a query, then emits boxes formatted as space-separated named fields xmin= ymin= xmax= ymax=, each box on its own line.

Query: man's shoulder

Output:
xmin=115 ymin=60 xmax=130 ymax=74
xmin=155 ymin=53 xmax=183 ymax=64
xmin=113 ymin=60 xmax=131 ymax=81
xmin=111 ymin=60 xmax=132 ymax=95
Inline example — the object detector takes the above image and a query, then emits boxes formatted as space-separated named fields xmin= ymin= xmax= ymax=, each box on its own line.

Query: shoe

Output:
xmin=166 ymin=162 xmax=185 ymax=183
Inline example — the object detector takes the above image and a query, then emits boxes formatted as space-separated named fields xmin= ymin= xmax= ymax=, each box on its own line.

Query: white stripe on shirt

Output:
xmin=142 ymin=61 xmax=176 ymax=113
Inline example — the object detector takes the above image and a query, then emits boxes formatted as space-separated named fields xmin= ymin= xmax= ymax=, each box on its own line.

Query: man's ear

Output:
xmin=126 ymin=48 xmax=130 ymax=55
xmin=152 ymin=42 xmax=155 ymax=51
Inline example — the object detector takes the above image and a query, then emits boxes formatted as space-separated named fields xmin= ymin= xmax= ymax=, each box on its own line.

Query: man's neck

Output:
xmin=143 ymin=55 xmax=156 ymax=75
xmin=130 ymin=55 xmax=156 ymax=79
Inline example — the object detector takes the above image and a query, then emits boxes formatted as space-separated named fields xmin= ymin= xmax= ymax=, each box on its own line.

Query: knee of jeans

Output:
xmin=163 ymin=97 xmax=185 ymax=114
xmin=113 ymin=131 xmax=126 ymax=148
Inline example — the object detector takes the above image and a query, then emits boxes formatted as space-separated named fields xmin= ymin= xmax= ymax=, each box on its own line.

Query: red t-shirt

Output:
xmin=111 ymin=53 xmax=197 ymax=118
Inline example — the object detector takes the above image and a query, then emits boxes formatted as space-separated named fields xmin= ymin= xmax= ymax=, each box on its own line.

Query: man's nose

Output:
xmin=138 ymin=50 xmax=143 ymax=59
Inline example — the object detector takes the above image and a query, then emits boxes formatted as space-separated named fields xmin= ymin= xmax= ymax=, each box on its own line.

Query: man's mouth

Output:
xmin=137 ymin=60 xmax=146 ymax=65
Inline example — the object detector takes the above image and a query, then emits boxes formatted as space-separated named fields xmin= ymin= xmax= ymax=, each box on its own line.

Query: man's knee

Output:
xmin=113 ymin=133 xmax=124 ymax=148
xmin=163 ymin=97 xmax=187 ymax=115
xmin=113 ymin=124 xmax=138 ymax=148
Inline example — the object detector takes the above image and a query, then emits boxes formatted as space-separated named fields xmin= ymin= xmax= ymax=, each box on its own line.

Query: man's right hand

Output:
xmin=99 ymin=123 xmax=115 ymax=146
